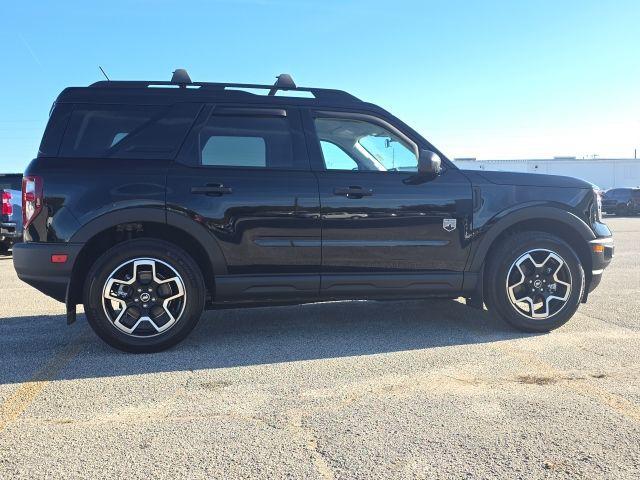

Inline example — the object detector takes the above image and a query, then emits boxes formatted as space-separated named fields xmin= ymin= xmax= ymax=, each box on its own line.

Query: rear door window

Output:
xmin=60 ymin=103 xmax=200 ymax=159
xmin=198 ymin=112 xmax=299 ymax=169
xmin=202 ymin=136 xmax=266 ymax=167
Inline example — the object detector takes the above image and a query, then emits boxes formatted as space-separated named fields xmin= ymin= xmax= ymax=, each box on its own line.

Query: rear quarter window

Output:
xmin=60 ymin=103 xmax=200 ymax=160
xmin=38 ymin=103 xmax=73 ymax=157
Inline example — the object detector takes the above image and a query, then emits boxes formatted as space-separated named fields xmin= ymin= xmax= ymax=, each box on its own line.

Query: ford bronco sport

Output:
xmin=13 ymin=71 xmax=614 ymax=352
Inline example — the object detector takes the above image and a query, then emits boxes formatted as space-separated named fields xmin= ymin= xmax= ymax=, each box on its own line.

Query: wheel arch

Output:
xmin=471 ymin=206 xmax=595 ymax=279
xmin=67 ymin=208 xmax=227 ymax=306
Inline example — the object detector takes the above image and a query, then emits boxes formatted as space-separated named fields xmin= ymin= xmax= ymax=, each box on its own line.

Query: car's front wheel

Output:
xmin=485 ymin=231 xmax=585 ymax=332
xmin=83 ymin=239 xmax=205 ymax=353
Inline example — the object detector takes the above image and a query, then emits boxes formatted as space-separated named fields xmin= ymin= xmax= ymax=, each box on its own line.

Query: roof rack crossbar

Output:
xmin=170 ymin=68 xmax=192 ymax=87
xmin=267 ymin=73 xmax=296 ymax=96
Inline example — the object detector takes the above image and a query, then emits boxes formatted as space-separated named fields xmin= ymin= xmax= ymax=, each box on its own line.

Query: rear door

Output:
xmin=167 ymin=105 xmax=321 ymax=302
xmin=302 ymin=110 xmax=473 ymax=297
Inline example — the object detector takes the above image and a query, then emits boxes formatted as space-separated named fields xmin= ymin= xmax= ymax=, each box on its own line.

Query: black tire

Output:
xmin=83 ymin=238 xmax=205 ymax=353
xmin=484 ymin=231 xmax=585 ymax=333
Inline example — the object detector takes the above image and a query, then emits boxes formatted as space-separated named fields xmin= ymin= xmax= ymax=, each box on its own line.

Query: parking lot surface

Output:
xmin=0 ymin=217 xmax=638 ymax=479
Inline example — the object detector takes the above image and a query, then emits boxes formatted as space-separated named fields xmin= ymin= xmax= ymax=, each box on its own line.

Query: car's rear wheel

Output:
xmin=485 ymin=231 xmax=585 ymax=332
xmin=83 ymin=239 xmax=205 ymax=353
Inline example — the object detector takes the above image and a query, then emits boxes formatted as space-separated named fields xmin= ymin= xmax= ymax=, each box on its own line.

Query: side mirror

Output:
xmin=417 ymin=149 xmax=442 ymax=176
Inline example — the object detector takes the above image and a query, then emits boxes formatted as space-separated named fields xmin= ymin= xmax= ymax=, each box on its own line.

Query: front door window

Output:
xmin=314 ymin=117 xmax=417 ymax=172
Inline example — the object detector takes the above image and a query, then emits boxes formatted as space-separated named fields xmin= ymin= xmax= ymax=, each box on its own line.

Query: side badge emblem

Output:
xmin=443 ymin=218 xmax=457 ymax=232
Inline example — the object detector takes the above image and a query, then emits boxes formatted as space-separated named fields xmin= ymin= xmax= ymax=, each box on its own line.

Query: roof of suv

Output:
xmin=55 ymin=71 xmax=385 ymax=113
xmin=48 ymin=70 xmax=450 ymax=163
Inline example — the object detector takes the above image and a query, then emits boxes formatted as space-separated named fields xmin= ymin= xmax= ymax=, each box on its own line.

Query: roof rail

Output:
xmin=89 ymin=69 xmax=361 ymax=103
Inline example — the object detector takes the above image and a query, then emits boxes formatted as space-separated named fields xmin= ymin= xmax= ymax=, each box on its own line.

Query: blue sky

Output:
xmin=1 ymin=0 xmax=639 ymax=171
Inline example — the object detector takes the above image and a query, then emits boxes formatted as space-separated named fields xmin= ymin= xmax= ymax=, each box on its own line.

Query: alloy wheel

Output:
xmin=102 ymin=258 xmax=187 ymax=337
xmin=506 ymin=249 xmax=572 ymax=319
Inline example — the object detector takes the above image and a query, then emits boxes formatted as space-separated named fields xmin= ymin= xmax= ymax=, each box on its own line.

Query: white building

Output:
xmin=452 ymin=157 xmax=640 ymax=190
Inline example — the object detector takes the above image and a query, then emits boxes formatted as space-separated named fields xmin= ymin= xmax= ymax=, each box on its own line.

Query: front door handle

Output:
xmin=333 ymin=186 xmax=373 ymax=198
xmin=190 ymin=184 xmax=233 ymax=196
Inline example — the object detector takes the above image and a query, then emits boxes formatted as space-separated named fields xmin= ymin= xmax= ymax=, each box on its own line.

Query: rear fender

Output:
xmin=65 ymin=208 xmax=228 ymax=322
xmin=69 ymin=207 xmax=227 ymax=274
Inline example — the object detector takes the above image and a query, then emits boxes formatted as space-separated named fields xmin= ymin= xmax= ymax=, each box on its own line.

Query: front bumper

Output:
xmin=12 ymin=242 xmax=83 ymax=303
xmin=587 ymin=237 xmax=614 ymax=293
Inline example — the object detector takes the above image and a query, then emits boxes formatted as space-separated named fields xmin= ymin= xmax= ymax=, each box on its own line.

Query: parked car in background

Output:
xmin=13 ymin=71 xmax=613 ymax=352
xmin=602 ymin=188 xmax=640 ymax=216
xmin=0 ymin=173 xmax=22 ymax=254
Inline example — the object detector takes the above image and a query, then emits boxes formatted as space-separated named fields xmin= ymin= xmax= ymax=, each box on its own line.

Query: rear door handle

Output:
xmin=190 ymin=184 xmax=233 ymax=196
xmin=333 ymin=186 xmax=373 ymax=198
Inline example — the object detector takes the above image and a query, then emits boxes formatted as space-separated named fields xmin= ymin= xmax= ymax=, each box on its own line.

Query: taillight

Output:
xmin=1 ymin=191 xmax=12 ymax=217
xmin=22 ymin=175 xmax=43 ymax=229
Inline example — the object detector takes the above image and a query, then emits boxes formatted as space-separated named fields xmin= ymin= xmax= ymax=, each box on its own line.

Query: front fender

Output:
xmin=467 ymin=204 xmax=596 ymax=272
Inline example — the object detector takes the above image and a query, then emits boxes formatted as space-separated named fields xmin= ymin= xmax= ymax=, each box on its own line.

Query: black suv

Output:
xmin=602 ymin=188 xmax=640 ymax=216
xmin=13 ymin=71 xmax=614 ymax=352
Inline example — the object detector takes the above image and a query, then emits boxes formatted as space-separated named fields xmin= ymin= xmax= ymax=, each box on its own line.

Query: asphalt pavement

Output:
xmin=0 ymin=217 xmax=638 ymax=479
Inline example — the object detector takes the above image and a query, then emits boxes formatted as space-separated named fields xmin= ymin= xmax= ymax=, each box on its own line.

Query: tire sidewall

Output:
xmin=488 ymin=233 xmax=585 ymax=332
xmin=84 ymin=239 xmax=205 ymax=353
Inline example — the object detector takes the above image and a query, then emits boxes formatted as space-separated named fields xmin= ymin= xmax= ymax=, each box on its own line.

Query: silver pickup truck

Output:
xmin=1 ymin=173 xmax=22 ymax=254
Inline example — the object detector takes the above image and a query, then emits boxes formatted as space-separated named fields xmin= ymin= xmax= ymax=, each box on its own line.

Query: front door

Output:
xmin=302 ymin=110 xmax=473 ymax=297
xmin=167 ymin=105 xmax=321 ymax=302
